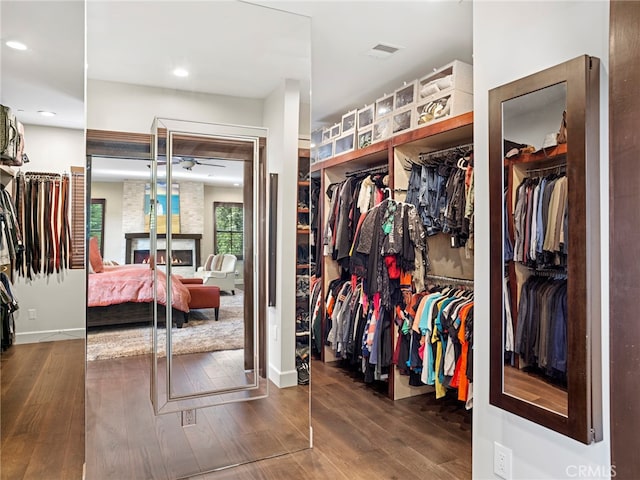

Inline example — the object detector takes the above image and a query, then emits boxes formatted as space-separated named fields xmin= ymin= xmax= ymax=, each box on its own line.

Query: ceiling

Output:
xmin=0 ymin=0 xmax=473 ymax=162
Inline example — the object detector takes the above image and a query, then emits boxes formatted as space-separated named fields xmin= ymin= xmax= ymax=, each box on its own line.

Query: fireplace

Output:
xmin=125 ymin=233 xmax=202 ymax=268
xmin=133 ymin=249 xmax=193 ymax=266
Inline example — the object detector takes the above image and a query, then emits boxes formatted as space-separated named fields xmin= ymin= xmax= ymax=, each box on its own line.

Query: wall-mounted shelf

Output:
xmin=0 ymin=165 xmax=16 ymax=188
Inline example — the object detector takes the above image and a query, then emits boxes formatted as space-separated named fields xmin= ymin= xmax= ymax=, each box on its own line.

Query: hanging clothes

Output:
xmin=14 ymin=172 xmax=71 ymax=278
xmin=0 ymin=271 xmax=18 ymax=351
xmin=512 ymin=173 xmax=568 ymax=270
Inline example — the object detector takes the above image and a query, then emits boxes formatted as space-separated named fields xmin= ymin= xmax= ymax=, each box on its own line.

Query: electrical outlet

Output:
xmin=494 ymin=442 xmax=512 ymax=480
xmin=28 ymin=309 xmax=37 ymax=320
xmin=181 ymin=409 xmax=196 ymax=426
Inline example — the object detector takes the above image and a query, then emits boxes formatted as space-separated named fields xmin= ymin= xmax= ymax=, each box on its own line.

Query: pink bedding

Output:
xmin=87 ymin=265 xmax=191 ymax=312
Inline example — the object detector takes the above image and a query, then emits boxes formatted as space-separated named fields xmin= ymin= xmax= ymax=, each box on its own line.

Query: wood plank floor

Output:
xmin=193 ymin=360 xmax=472 ymax=480
xmin=0 ymin=339 xmax=85 ymax=480
xmin=3 ymin=341 xmax=472 ymax=479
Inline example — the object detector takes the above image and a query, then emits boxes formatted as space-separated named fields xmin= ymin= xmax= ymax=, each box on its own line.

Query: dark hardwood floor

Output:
xmin=1 ymin=339 xmax=85 ymax=480
xmin=2 ymin=341 xmax=472 ymax=479
xmin=192 ymin=360 xmax=472 ymax=480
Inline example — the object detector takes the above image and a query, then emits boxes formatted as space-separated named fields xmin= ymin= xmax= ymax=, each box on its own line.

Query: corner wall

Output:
xmin=472 ymin=2 xmax=611 ymax=478
xmin=264 ymin=79 xmax=301 ymax=388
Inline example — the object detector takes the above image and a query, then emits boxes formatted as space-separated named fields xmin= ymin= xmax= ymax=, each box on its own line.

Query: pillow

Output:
xmin=213 ymin=254 xmax=225 ymax=271
xmin=88 ymin=237 xmax=104 ymax=273
xmin=203 ymin=254 xmax=215 ymax=271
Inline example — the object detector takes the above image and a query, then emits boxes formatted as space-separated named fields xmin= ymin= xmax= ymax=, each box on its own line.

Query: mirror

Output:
xmin=150 ymin=118 xmax=268 ymax=412
xmin=85 ymin=1 xmax=311 ymax=477
xmin=489 ymin=55 xmax=602 ymax=443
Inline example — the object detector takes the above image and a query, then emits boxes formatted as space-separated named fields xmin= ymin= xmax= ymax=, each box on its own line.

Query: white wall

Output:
xmin=90 ymin=181 xmax=124 ymax=263
xmin=13 ymin=125 xmax=86 ymax=343
xmin=87 ymin=80 xmax=264 ymax=133
xmin=473 ymin=2 xmax=610 ymax=479
xmin=264 ymin=79 xmax=301 ymax=388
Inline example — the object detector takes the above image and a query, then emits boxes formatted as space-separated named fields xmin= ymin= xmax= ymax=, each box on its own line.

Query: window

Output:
xmin=214 ymin=202 xmax=243 ymax=259
xmin=90 ymin=199 xmax=106 ymax=256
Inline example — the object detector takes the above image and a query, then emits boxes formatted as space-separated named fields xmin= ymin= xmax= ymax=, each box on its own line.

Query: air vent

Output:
xmin=366 ymin=43 xmax=403 ymax=59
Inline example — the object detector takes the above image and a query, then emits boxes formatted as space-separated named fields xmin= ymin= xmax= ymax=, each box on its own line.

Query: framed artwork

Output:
xmin=144 ymin=182 xmax=180 ymax=233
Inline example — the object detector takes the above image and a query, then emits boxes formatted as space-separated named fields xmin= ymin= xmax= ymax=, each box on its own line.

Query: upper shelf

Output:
xmin=310 ymin=112 xmax=474 ymax=173
xmin=0 ymin=165 xmax=16 ymax=188
xmin=503 ymin=142 xmax=567 ymax=166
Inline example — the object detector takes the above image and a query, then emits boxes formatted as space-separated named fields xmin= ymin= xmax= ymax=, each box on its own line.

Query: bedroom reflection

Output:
xmin=87 ymin=146 xmax=255 ymax=399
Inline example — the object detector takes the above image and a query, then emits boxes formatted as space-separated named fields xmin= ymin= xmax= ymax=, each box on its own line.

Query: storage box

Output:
xmin=375 ymin=94 xmax=395 ymax=119
xmin=394 ymin=81 xmax=418 ymax=110
xmin=392 ymin=107 xmax=413 ymax=135
xmin=334 ymin=132 xmax=356 ymax=156
xmin=414 ymin=90 xmax=473 ymax=128
xmin=357 ymin=104 xmax=375 ymax=130
xmin=322 ymin=127 xmax=331 ymax=143
xmin=372 ymin=116 xmax=392 ymax=143
xmin=317 ymin=142 xmax=334 ymax=161
xmin=311 ymin=128 xmax=324 ymax=148
xmin=357 ymin=128 xmax=373 ymax=149
xmin=341 ymin=110 xmax=357 ymax=134
xmin=418 ymin=60 xmax=473 ymax=102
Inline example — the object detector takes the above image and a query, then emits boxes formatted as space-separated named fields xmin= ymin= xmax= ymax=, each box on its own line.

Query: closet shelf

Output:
xmin=503 ymin=143 xmax=567 ymax=166
xmin=297 ymin=208 xmax=310 ymax=213
xmin=310 ymin=139 xmax=390 ymax=173
xmin=0 ymin=165 xmax=16 ymax=187
xmin=298 ymin=180 xmax=310 ymax=187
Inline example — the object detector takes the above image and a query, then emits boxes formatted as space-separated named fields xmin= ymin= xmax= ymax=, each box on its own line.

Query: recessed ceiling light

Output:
xmin=173 ymin=67 xmax=189 ymax=77
xmin=233 ymin=183 xmax=240 ymax=187
xmin=6 ymin=40 xmax=27 ymax=51
xmin=38 ymin=110 xmax=56 ymax=117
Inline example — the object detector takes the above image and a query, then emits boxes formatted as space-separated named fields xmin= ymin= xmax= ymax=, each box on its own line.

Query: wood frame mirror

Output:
xmin=488 ymin=55 xmax=602 ymax=444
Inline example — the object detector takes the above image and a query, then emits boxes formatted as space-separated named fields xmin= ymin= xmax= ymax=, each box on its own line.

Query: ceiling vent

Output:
xmin=366 ymin=43 xmax=402 ymax=59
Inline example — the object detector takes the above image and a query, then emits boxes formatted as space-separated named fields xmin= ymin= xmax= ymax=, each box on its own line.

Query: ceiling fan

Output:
xmin=155 ymin=156 xmax=230 ymax=171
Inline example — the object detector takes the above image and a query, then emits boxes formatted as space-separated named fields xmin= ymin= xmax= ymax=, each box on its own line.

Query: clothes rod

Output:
xmin=526 ymin=162 xmax=567 ymax=175
xmin=425 ymin=274 xmax=474 ymax=286
xmin=418 ymin=142 xmax=474 ymax=163
xmin=344 ymin=165 xmax=388 ymax=177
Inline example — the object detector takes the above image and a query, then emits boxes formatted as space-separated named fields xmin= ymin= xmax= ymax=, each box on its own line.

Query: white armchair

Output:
xmin=196 ymin=254 xmax=238 ymax=294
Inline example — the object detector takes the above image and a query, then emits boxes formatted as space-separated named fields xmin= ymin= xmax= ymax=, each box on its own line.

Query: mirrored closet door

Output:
xmin=85 ymin=2 xmax=311 ymax=477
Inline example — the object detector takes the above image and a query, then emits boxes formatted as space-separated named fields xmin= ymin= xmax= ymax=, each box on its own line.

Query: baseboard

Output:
xmin=15 ymin=328 xmax=86 ymax=344
xmin=268 ymin=363 xmax=298 ymax=388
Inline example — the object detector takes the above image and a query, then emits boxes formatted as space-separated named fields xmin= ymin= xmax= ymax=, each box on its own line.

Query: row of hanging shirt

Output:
xmin=394 ymin=284 xmax=474 ymax=408
xmin=404 ymin=145 xmax=474 ymax=250
xmin=511 ymin=170 xmax=568 ymax=270
xmin=513 ymin=275 xmax=567 ymax=383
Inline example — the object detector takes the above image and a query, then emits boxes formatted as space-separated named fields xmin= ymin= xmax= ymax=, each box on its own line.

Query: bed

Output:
xmin=87 ymin=238 xmax=191 ymax=329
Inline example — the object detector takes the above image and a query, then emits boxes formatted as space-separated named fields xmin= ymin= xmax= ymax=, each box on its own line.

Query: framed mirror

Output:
xmin=150 ymin=118 xmax=268 ymax=413
xmin=488 ymin=55 xmax=602 ymax=444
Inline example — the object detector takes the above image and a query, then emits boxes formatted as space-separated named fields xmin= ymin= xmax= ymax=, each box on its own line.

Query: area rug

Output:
xmin=87 ymin=291 xmax=245 ymax=361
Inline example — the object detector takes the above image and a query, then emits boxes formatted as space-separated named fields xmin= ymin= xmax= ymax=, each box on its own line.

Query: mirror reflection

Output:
xmin=152 ymin=124 xmax=261 ymax=402
xmin=501 ymin=82 xmax=568 ymax=416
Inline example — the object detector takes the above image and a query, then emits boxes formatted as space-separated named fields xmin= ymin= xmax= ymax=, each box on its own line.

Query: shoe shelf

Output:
xmin=296 ymin=148 xmax=311 ymax=385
